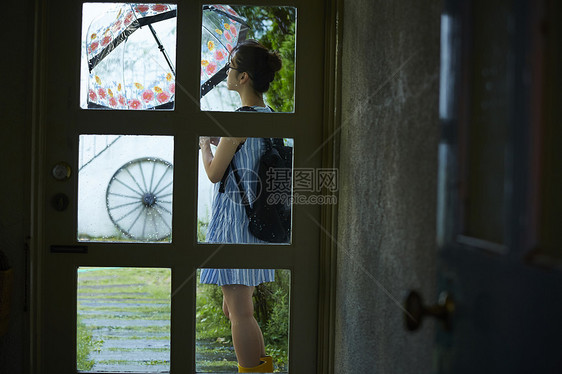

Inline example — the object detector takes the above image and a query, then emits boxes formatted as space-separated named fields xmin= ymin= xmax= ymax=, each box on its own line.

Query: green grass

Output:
xmin=94 ymin=359 xmax=170 ymax=366
xmin=90 ymin=325 xmax=170 ymax=334
xmin=106 ymin=347 xmax=169 ymax=352
xmin=77 ymin=317 xmax=103 ymax=371
xmin=197 ymin=360 xmax=238 ymax=371
xmin=78 ymin=305 xmax=170 ymax=312
xmin=79 ymin=312 xmax=169 ymax=320
xmin=101 ymin=335 xmax=170 ymax=341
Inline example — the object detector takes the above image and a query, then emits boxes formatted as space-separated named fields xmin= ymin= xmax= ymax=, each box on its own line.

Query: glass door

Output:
xmin=34 ymin=1 xmax=331 ymax=373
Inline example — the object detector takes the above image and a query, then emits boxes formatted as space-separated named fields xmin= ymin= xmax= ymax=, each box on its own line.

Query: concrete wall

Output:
xmin=335 ymin=1 xmax=441 ymax=373
xmin=0 ymin=0 xmax=34 ymax=372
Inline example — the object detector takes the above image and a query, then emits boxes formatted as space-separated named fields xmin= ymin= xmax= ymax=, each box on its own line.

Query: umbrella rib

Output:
xmin=148 ymin=23 xmax=176 ymax=76
xmin=88 ymin=9 xmax=177 ymax=72
xmin=202 ymin=24 xmax=231 ymax=52
xmin=203 ymin=6 xmax=250 ymax=28
xmin=88 ymin=23 xmax=139 ymax=72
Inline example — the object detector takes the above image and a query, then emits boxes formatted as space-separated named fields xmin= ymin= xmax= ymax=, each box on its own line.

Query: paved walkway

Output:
xmin=77 ymin=271 xmax=238 ymax=372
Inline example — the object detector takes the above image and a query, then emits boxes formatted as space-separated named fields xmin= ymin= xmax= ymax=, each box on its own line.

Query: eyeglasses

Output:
xmin=225 ymin=63 xmax=240 ymax=74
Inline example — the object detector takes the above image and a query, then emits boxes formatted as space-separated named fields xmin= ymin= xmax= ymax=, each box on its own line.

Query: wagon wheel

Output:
xmin=106 ymin=157 xmax=173 ymax=241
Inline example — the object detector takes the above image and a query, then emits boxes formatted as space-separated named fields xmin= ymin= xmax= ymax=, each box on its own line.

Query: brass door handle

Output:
xmin=404 ymin=290 xmax=455 ymax=331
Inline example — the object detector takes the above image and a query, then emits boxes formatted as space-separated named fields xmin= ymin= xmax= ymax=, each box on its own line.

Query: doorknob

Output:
xmin=404 ymin=290 xmax=455 ymax=331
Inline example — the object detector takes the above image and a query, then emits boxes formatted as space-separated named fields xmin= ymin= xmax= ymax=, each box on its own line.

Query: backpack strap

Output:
xmin=236 ymin=106 xmax=258 ymax=112
xmin=236 ymin=106 xmax=275 ymax=112
xmin=218 ymin=165 xmax=229 ymax=193
xmin=218 ymin=141 xmax=244 ymax=193
xmin=230 ymin=163 xmax=253 ymax=218
xmin=222 ymin=138 xmax=272 ymax=211
xmin=218 ymin=137 xmax=274 ymax=194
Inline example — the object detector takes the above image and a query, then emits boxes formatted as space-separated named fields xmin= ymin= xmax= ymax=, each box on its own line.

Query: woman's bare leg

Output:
xmin=221 ymin=285 xmax=266 ymax=367
xmin=223 ymin=293 xmax=266 ymax=357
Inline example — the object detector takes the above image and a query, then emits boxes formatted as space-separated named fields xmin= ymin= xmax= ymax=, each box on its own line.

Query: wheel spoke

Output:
xmin=108 ymin=200 xmax=142 ymax=211
xmin=154 ymin=202 xmax=172 ymax=216
xmin=149 ymin=160 xmax=157 ymax=193
xmin=127 ymin=205 xmax=147 ymax=236
xmin=151 ymin=166 xmax=171 ymax=195
xmin=107 ymin=192 xmax=142 ymax=200
xmin=138 ymin=161 xmax=149 ymax=194
xmin=125 ymin=167 xmax=146 ymax=195
xmin=152 ymin=206 xmax=172 ymax=233
xmin=142 ymin=208 xmax=148 ymax=239
xmin=156 ymin=193 xmax=173 ymax=199
xmin=154 ymin=180 xmax=173 ymax=198
xmin=106 ymin=158 xmax=173 ymax=241
xmin=151 ymin=210 xmax=159 ymax=238
xmin=114 ymin=178 xmax=144 ymax=197
xmin=114 ymin=204 xmax=142 ymax=223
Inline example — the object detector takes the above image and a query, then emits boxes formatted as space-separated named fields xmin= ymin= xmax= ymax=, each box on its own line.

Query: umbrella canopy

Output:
xmin=200 ymin=5 xmax=249 ymax=97
xmin=85 ymin=3 xmax=177 ymax=110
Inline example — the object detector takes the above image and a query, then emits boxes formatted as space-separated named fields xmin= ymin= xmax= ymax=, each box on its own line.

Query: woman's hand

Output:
xmin=199 ymin=136 xmax=211 ymax=149
xmin=201 ymin=137 xmax=246 ymax=183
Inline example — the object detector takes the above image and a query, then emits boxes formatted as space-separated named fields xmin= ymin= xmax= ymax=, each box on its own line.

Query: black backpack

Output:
xmin=219 ymin=136 xmax=292 ymax=243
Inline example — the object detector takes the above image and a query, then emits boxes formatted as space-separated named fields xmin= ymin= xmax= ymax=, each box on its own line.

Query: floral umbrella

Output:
xmin=200 ymin=5 xmax=249 ymax=97
xmin=85 ymin=3 xmax=177 ymax=110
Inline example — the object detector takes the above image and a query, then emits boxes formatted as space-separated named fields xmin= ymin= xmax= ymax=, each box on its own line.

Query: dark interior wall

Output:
xmin=335 ymin=1 xmax=441 ymax=373
xmin=0 ymin=0 xmax=34 ymax=372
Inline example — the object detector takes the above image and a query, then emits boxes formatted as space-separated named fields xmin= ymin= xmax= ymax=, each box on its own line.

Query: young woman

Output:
xmin=199 ymin=40 xmax=282 ymax=373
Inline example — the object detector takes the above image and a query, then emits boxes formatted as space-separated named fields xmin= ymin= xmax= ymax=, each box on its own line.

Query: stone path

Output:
xmin=77 ymin=270 xmax=239 ymax=373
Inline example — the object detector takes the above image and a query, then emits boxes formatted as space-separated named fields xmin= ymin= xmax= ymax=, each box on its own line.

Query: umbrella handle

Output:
xmin=201 ymin=65 xmax=228 ymax=97
xmin=148 ymin=24 xmax=176 ymax=76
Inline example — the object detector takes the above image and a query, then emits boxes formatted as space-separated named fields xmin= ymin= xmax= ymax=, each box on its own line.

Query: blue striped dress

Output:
xmin=201 ymin=107 xmax=275 ymax=286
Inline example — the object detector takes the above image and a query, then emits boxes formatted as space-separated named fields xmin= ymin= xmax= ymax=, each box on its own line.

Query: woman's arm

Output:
xmin=200 ymin=136 xmax=246 ymax=183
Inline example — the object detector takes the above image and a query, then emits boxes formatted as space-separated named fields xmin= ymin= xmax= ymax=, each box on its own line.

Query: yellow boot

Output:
xmin=260 ymin=356 xmax=274 ymax=372
xmin=237 ymin=359 xmax=273 ymax=373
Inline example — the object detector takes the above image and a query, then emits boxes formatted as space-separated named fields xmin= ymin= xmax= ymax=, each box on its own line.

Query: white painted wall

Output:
xmin=77 ymin=135 xmax=175 ymax=239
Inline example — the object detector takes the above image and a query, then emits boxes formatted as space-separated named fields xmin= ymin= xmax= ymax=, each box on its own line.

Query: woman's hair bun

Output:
xmin=231 ymin=39 xmax=283 ymax=93
xmin=267 ymin=50 xmax=282 ymax=73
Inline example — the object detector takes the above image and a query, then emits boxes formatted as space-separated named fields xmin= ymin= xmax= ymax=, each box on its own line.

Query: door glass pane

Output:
xmin=81 ymin=3 xmax=177 ymax=110
xmin=196 ymin=269 xmax=290 ymax=373
xmin=463 ymin=3 xmax=509 ymax=244
xmin=78 ymin=135 xmax=174 ymax=243
xmin=198 ymin=137 xmax=293 ymax=244
xmin=77 ymin=267 xmax=171 ymax=372
xmin=200 ymin=5 xmax=296 ymax=112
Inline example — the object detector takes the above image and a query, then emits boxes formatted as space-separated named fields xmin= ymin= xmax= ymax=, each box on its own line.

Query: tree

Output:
xmin=232 ymin=6 xmax=296 ymax=112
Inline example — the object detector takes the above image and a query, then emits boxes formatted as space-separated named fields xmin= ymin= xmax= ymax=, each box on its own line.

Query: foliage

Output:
xmin=256 ymin=270 xmax=290 ymax=371
xmin=77 ymin=316 xmax=103 ymax=371
xmin=198 ymin=216 xmax=209 ymax=243
xmin=232 ymin=6 xmax=296 ymax=112
xmin=196 ymin=282 xmax=232 ymax=341
xmin=196 ymin=269 xmax=290 ymax=371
